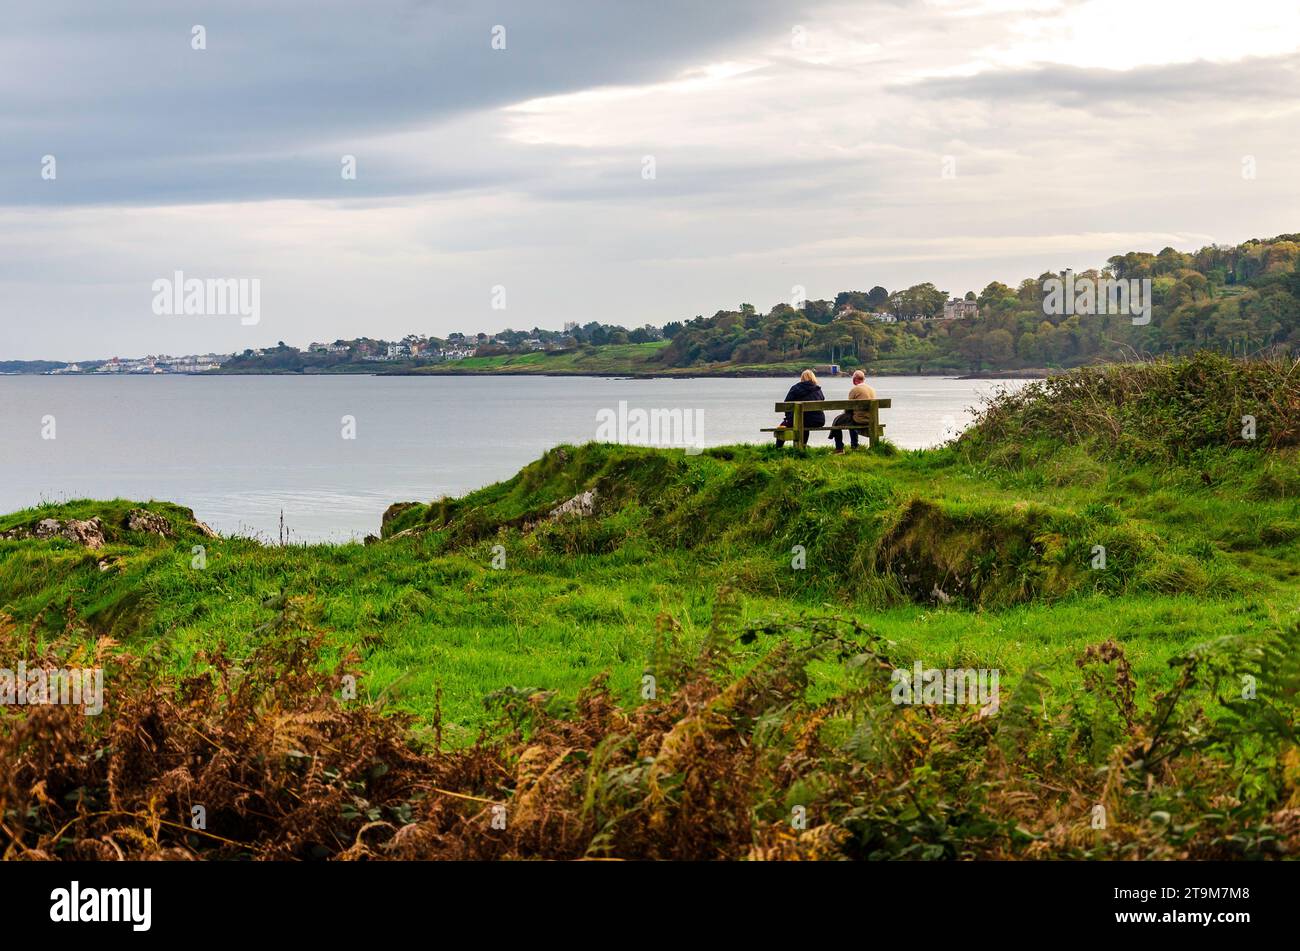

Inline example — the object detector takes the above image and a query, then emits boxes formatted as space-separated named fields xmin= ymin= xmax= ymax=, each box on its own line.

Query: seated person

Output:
xmin=775 ymin=369 xmax=826 ymax=447
xmin=829 ymin=370 xmax=876 ymax=453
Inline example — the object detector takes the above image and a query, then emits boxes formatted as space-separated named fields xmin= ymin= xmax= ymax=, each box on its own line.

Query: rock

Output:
xmin=9 ymin=508 xmax=217 ymax=545
xmin=65 ymin=518 xmax=106 ymax=549
xmin=381 ymin=502 xmax=420 ymax=536
xmin=33 ymin=517 xmax=106 ymax=550
xmin=125 ymin=509 xmax=174 ymax=537
xmin=174 ymin=506 xmax=219 ymax=538
xmin=549 ymin=489 xmax=598 ymax=520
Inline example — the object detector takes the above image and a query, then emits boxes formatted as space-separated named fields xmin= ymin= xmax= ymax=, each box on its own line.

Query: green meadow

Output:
xmin=4 ymin=353 xmax=1300 ymax=859
xmin=3 ymin=388 xmax=1297 ymax=740
xmin=409 ymin=340 xmax=671 ymax=376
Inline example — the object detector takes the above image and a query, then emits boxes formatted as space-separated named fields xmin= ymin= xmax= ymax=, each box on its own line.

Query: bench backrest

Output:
xmin=773 ymin=398 xmax=891 ymax=412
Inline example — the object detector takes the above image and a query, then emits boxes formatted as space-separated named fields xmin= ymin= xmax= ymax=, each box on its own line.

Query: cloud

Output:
xmin=894 ymin=53 xmax=1300 ymax=110
xmin=0 ymin=0 xmax=808 ymax=206
xmin=3 ymin=0 xmax=1300 ymax=360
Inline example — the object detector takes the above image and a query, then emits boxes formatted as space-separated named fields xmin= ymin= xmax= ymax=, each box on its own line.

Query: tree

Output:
xmin=810 ymin=323 xmax=854 ymax=363
xmin=889 ymin=283 xmax=947 ymax=321
xmin=786 ymin=317 xmax=818 ymax=351
xmin=804 ymin=299 xmax=834 ymax=324
xmin=984 ymin=328 xmax=1014 ymax=364
xmin=732 ymin=339 xmax=772 ymax=363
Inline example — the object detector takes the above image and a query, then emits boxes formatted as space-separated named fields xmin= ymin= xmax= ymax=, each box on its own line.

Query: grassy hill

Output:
xmin=2 ymin=353 xmax=1299 ymax=859
xmin=401 ymin=340 xmax=827 ymax=377
xmin=403 ymin=341 xmax=960 ymax=379
xmin=408 ymin=341 xmax=669 ymax=376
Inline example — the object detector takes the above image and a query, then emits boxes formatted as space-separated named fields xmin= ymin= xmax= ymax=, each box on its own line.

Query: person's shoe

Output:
xmin=833 ymin=449 xmax=845 ymax=455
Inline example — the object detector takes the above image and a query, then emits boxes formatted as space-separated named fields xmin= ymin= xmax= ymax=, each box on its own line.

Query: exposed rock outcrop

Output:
xmin=1 ymin=505 xmax=218 ymax=547
xmin=549 ymin=489 xmax=598 ymax=520
xmin=125 ymin=509 xmax=173 ymax=537
xmin=382 ymin=502 xmax=419 ymax=534
xmin=23 ymin=517 xmax=108 ymax=550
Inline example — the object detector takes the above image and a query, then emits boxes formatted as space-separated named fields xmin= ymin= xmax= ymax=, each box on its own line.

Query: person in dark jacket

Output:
xmin=775 ymin=369 xmax=826 ymax=447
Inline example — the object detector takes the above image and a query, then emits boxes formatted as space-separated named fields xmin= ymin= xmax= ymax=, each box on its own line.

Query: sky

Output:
xmin=3 ymin=0 xmax=1300 ymax=361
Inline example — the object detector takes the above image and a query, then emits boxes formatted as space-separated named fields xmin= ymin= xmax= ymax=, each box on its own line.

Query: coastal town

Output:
xmin=14 ymin=295 xmax=985 ymax=375
xmin=25 ymin=327 xmax=601 ymax=375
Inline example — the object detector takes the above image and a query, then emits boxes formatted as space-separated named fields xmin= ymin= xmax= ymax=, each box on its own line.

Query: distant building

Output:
xmin=872 ymin=312 xmax=898 ymax=323
xmin=943 ymin=298 xmax=979 ymax=320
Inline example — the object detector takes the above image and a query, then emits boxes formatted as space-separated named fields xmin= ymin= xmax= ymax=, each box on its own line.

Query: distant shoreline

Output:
xmin=7 ymin=367 xmax=1052 ymax=380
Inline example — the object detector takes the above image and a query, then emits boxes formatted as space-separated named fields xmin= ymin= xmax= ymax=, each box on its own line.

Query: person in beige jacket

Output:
xmin=830 ymin=370 xmax=876 ymax=452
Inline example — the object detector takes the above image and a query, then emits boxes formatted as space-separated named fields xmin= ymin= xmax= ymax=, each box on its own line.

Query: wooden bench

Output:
xmin=760 ymin=399 xmax=890 ymax=449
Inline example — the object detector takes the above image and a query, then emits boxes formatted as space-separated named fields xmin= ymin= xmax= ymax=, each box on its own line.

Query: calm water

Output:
xmin=1 ymin=375 xmax=1025 ymax=542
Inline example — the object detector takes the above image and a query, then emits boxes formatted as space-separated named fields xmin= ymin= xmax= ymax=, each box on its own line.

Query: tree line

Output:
xmin=653 ymin=234 xmax=1300 ymax=373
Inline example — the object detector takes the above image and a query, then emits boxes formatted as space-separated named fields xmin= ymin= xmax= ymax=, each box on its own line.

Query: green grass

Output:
xmin=7 ymin=355 xmax=1298 ymax=861
xmin=405 ymin=339 xmax=1003 ymax=378
xmin=412 ymin=341 xmax=672 ymax=376
xmin=3 ymin=433 xmax=1296 ymax=745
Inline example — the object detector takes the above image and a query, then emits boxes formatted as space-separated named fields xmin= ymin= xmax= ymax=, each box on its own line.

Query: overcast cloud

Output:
xmin=3 ymin=0 xmax=1300 ymax=360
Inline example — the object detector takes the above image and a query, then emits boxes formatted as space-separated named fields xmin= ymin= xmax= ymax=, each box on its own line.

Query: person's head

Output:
xmin=800 ymin=369 xmax=818 ymax=385
xmin=852 ymin=370 xmax=865 ymax=384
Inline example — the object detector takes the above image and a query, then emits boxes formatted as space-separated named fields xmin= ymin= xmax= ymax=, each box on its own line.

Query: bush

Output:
xmin=6 ymin=603 xmax=1297 ymax=860
xmin=961 ymin=352 xmax=1300 ymax=464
